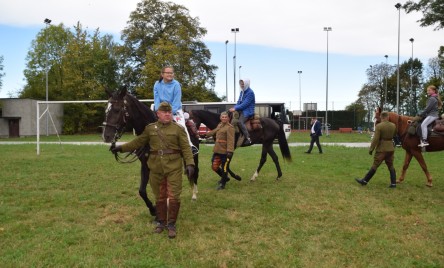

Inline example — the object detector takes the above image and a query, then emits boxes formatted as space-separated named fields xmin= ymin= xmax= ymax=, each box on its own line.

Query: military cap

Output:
xmin=158 ymin=102 xmax=172 ymax=112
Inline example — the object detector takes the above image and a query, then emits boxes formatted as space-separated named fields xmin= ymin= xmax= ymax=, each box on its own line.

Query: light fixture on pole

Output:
xmin=323 ymin=26 xmax=332 ymax=136
xmin=384 ymin=55 xmax=388 ymax=110
xmin=44 ymin=18 xmax=51 ymax=136
xmin=225 ymin=40 xmax=229 ymax=101
xmin=231 ymin=28 xmax=239 ymax=102
xmin=298 ymin=70 xmax=302 ymax=130
xmin=410 ymin=37 xmax=415 ymax=114
xmin=297 ymin=71 xmax=302 ymax=111
xmin=239 ymin=65 xmax=242 ymax=80
xmin=395 ymin=3 xmax=401 ymax=114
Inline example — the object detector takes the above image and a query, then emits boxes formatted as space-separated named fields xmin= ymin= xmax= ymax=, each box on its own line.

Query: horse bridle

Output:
xmin=104 ymin=97 xmax=145 ymax=163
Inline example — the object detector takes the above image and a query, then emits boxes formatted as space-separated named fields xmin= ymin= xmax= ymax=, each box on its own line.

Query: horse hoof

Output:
xmin=234 ymin=175 xmax=242 ymax=181
xmin=396 ymin=180 xmax=403 ymax=184
xmin=149 ymin=208 xmax=156 ymax=217
xmin=426 ymin=183 xmax=433 ymax=187
xmin=276 ymin=176 xmax=282 ymax=181
xmin=192 ymin=196 xmax=197 ymax=201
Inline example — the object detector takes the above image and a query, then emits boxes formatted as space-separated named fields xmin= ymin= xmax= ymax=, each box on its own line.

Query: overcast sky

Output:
xmin=0 ymin=0 xmax=442 ymax=110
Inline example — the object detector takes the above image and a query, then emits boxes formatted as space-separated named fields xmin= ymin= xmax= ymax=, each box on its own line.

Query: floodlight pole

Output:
xmin=395 ymin=3 xmax=401 ymax=114
xmin=324 ymin=26 xmax=332 ymax=136
xmin=44 ymin=18 xmax=51 ymax=136
xmin=231 ymin=28 xmax=239 ymax=101
xmin=225 ymin=40 xmax=229 ymax=101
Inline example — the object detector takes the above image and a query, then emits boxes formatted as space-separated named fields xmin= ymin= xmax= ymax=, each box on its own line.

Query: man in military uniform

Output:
xmin=205 ymin=112 xmax=235 ymax=190
xmin=355 ymin=111 xmax=397 ymax=188
xmin=111 ymin=102 xmax=195 ymax=238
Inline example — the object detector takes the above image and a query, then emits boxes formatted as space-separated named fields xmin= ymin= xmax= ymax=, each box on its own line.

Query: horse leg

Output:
xmin=139 ymin=160 xmax=156 ymax=216
xmin=251 ymin=145 xmax=268 ymax=182
xmin=192 ymin=155 xmax=199 ymax=201
xmin=267 ymin=145 xmax=283 ymax=180
xmin=397 ymin=152 xmax=413 ymax=184
xmin=411 ymin=150 xmax=433 ymax=187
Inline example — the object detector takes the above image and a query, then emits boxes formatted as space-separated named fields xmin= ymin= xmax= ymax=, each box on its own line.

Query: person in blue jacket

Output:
xmin=153 ymin=66 xmax=198 ymax=154
xmin=229 ymin=78 xmax=255 ymax=145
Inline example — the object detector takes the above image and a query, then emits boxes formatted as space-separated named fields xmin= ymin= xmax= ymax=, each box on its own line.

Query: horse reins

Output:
xmin=105 ymin=97 xmax=146 ymax=164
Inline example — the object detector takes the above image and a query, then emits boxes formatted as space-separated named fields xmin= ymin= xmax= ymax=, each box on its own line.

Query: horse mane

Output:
xmin=190 ymin=110 xmax=221 ymax=130
xmin=386 ymin=111 xmax=414 ymax=137
xmin=123 ymin=93 xmax=157 ymax=135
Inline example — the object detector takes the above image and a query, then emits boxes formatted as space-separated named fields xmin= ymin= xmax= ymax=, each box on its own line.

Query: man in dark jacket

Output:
xmin=305 ymin=117 xmax=323 ymax=154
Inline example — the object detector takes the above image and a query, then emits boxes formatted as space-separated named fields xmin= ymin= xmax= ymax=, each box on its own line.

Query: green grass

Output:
xmin=0 ymin=141 xmax=443 ymax=267
xmin=1 ymin=131 xmax=373 ymax=143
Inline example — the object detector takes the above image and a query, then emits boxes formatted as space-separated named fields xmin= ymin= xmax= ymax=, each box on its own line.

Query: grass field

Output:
xmin=0 ymin=133 xmax=443 ymax=267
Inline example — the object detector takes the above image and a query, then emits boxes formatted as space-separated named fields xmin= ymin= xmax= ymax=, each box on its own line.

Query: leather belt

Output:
xmin=150 ymin=149 xmax=181 ymax=155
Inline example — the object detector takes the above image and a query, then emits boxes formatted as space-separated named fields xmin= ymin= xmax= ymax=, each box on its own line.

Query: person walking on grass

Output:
xmin=355 ymin=111 xmax=397 ymax=188
xmin=205 ymin=112 xmax=235 ymax=190
xmin=111 ymin=102 xmax=195 ymax=239
xmin=305 ymin=117 xmax=323 ymax=154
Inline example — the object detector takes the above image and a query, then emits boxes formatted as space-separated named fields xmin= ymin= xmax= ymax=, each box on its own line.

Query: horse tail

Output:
xmin=277 ymin=122 xmax=292 ymax=163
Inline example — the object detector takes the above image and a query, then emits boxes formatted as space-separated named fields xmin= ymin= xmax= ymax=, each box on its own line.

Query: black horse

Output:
xmin=102 ymin=87 xmax=200 ymax=218
xmin=190 ymin=110 xmax=292 ymax=181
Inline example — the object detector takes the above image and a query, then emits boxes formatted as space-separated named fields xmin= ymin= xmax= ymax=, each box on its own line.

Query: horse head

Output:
xmin=102 ymin=86 xmax=129 ymax=143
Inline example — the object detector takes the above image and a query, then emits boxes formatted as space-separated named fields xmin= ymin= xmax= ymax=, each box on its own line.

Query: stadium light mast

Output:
xmin=231 ymin=28 xmax=239 ymax=101
xmin=44 ymin=18 xmax=51 ymax=136
xmin=323 ymin=26 xmax=332 ymax=136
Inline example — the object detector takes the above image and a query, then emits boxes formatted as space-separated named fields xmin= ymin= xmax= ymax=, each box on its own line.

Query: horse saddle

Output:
xmin=230 ymin=112 xmax=262 ymax=133
xmin=408 ymin=118 xmax=444 ymax=137
xmin=245 ymin=114 xmax=263 ymax=132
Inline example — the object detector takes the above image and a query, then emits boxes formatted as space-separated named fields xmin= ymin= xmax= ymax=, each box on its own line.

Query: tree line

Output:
xmin=18 ymin=0 xmax=220 ymax=133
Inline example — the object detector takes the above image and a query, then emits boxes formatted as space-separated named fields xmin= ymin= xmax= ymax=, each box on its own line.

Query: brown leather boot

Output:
xmin=167 ymin=200 xmax=181 ymax=239
xmin=154 ymin=200 xmax=167 ymax=234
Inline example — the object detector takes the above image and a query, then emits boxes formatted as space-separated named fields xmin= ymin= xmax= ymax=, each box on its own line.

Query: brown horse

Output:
xmin=374 ymin=107 xmax=444 ymax=187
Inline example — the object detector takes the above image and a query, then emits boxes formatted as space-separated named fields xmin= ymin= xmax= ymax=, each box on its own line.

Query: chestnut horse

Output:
xmin=374 ymin=107 xmax=444 ymax=187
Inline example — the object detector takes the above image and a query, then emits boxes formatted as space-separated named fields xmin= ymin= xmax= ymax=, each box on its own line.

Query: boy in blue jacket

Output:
xmin=229 ymin=78 xmax=255 ymax=146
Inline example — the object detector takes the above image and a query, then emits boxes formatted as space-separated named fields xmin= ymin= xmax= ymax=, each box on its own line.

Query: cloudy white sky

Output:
xmin=0 ymin=0 xmax=442 ymax=110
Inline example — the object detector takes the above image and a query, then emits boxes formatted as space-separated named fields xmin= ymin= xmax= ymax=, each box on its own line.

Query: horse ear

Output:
xmin=105 ymin=87 xmax=112 ymax=97
xmin=118 ymin=85 xmax=128 ymax=98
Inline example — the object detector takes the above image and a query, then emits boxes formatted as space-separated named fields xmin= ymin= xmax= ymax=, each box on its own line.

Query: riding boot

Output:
xmin=355 ymin=168 xmax=376 ymax=186
xmin=238 ymin=121 xmax=252 ymax=146
xmin=389 ymin=169 xmax=396 ymax=188
xmin=167 ymin=200 xmax=181 ymax=239
xmin=215 ymin=168 xmax=230 ymax=185
xmin=154 ymin=200 xmax=167 ymax=233
xmin=217 ymin=172 xmax=229 ymax=190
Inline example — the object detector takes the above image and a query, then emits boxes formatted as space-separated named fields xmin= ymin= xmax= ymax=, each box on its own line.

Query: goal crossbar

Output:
xmin=36 ymin=99 xmax=153 ymax=155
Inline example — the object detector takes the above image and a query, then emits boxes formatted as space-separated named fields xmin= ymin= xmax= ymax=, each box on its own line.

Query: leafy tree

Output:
xmin=20 ymin=24 xmax=73 ymax=100
xmin=20 ymin=23 xmax=120 ymax=133
xmin=403 ymin=0 xmax=444 ymax=30
xmin=345 ymin=102 xmax=367 ymax=129
xmin=120 ymin=0 xmax=219 ymax=101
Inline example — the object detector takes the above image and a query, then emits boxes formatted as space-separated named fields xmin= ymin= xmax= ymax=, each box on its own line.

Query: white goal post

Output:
xmin=36 ymin=99 xmax=153 ymax=155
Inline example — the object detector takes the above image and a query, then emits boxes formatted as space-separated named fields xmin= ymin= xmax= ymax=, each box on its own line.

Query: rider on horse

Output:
xmin=418 ymin=85 xmax=442 ymax=147
xmin=154 ymin=66 xmax=199 ymax=155
xmin=229 ymin=78 xmax=255 ymax=146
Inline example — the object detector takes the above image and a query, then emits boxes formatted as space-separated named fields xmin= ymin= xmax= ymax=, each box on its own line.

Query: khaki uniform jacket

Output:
xmin=206 ymin=122 xmax=235 ymax=154
xmin=121 ymin=121 xmax=194 ymax=174
xmin=370 ymin=120 xmax=396 ymax=153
